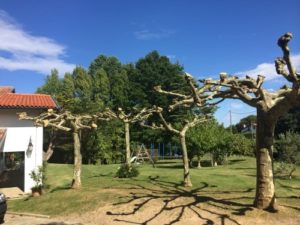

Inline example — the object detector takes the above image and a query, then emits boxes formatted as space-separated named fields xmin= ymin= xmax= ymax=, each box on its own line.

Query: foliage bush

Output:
xmin=29 ymin=166 xmax=43 ymax=190
xmin=187 ymin=120 xmax=255 ymax=166
xmin=274 ymin=132 xmax=300 ymax=179
xmin=227 ymin=133 xmax=255 ymax=156
xmin=274 ymin=162 xmax=296 ymax=179
xmin=116 ymin=163 xmax=139 ymax=178
xmin=42 ymin=161 xmax=50 ymax=189
xmin=275 ymin=132 xmax=300 ymax=164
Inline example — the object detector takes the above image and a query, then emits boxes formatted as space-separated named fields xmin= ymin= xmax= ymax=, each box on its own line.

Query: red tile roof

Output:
xmin=0 ymin=86 xmax=15 ymax=96
xmin=0 ymin=92 xmax=57 ymax=109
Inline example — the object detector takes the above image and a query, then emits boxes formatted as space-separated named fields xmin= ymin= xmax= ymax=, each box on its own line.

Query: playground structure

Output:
xmin=131 ymin=143 xmax=182 ymax=165
xmin=150 ymin=143 xmax=182 ymax=160
xmin=131 ymin=144 xmax=155 ymax=167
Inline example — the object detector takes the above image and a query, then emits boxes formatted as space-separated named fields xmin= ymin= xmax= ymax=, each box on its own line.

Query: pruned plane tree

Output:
xmin=141 ymin=103 xmax=211 ymax=187
xmin=19 ymin=109 xmax=109 ymax=189
xmin=154 ymin=32 xmax=299 ymax=211
xmin=102 ymin=107 xmax=155 ymax=165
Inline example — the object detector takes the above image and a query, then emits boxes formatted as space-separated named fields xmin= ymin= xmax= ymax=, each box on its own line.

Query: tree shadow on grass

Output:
xmin=277 ymin=181 xmax=300 ymax=191
xmin=106 ymin=176 xmax=254 ymax=225
xmin=228 ymin=159 xmax=246 ymax=165
xmin=50 ymin=185 xmax=71 ymax=193
xmin=232 ymin=168 xmax=255 ymax=170
xmin=154 ymin=161 xmax=179 ymax=165
xmin=155 ymin=164 xmax=183 ymax=169
xmin=88 ymin=172 xmax=115 ymax=178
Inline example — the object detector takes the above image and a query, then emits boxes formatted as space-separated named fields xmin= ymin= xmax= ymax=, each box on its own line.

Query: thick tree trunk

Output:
xmin=72 ymin=131 xmax=82 ymax=189
xmin=124 ymin=122 xmax=131 ymax=165
xmin=197 ymin=155 xmax=201 ymax=168
xmin=180 ymin=135 xmax=192 ymax=187
xmin=254 ymin=109 xmax=277 ymax=210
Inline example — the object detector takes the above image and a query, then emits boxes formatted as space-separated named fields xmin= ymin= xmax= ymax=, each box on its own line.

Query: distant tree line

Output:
xmin=37 ymin=51 xmax=253 ymax=166
xmin=38 ymin=51 xmax=188 ymax=164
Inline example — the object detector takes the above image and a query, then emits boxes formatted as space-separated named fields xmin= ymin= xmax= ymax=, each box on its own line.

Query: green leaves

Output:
xmin=133 ymin=51 xmax=185 ymax=108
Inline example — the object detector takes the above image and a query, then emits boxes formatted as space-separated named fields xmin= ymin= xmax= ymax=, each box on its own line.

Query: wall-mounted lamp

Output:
xmin=26 ymin=137 xmax=33 ymax=158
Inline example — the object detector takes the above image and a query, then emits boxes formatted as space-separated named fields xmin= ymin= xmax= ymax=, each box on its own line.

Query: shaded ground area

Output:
xmin=62 ymin=176 xmax=300 ymax=225
xmin=7 ymin=159 xmax=300 ymax=224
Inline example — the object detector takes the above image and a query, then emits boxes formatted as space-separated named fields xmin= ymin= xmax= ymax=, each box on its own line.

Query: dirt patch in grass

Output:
xmin=57 ymin=183 xmax=300 ymax=225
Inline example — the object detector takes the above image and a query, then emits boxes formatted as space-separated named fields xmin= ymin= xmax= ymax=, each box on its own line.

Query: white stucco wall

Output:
xmin=0 ymin=109 xmax=44 ymax=193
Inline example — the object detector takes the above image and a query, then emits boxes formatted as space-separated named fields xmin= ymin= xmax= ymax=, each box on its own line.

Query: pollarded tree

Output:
xmin=157 ymin=33 xmax=299 ymax=211
xmin=142 ymin=106 xmax=210 ymax=187
xmin=102 ymin=107 xmax=155 ymax=165
xmin=19 ymin=110 xmax=106 ymax=189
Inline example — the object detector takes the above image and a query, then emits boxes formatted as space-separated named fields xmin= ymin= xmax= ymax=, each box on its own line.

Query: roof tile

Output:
xmin=0 ymin=86 xmax=15 ymax=96
xmin=0 ymin=93 xmax=57 ymax=109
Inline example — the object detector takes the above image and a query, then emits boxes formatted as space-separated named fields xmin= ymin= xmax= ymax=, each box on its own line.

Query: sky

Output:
xmin=0 ymin=0 xmax=300 ymax=127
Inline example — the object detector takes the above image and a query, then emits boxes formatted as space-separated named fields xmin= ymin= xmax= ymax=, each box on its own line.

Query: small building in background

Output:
xmin=0 ymin=86 xmax=57 ymax=193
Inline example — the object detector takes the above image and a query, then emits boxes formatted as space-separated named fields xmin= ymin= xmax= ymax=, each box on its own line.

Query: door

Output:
xmin=0 ymin=152 xmax=25 ymax=191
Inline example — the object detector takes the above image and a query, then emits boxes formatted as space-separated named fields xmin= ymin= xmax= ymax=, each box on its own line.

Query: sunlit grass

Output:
xmin=8 ymin=156 xmax=300 ymax=216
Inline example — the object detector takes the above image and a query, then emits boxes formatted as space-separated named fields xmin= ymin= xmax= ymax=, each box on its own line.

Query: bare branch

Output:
xmin=103 ymin=107 xmax=155 ymax=124
xmin=185 ymin=73 xmax=204 ymax=105
xmin=277 ymin=32 xmax=298 ymax=82
xmin=275 ymin=57 xmax=291 ymax=82
xmin=181 ymin=115 xmax=211 ymax=135
xmin=140 ymin=121 xmax=165 ymax=131
xmin=154 ymin=106 xmax=180 ymax=134
xmin=154 ymin=85 xmax=190 ymax=99
xmin=130 ymin=107 xmax=156 ymax=123
xmin=169 ymin=98 xmax=194 ymax=111
xmin=18 ymin=109 xmax=101 ymax=132
xmin=203 ymin=74 xmax=260 ymax=107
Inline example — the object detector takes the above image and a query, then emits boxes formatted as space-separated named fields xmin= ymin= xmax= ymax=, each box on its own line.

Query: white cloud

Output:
xmin=0 ymin=10 xmax=75 ymax=75
xmin=237 ymin=53 xmax=300 ymax=80
xmin=134 ymin=29 xmax=174 ymax=40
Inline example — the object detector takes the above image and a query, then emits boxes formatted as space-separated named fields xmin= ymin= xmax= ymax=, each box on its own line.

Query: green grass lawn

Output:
xmin=8 ymin=156 xmax=300 ymax=217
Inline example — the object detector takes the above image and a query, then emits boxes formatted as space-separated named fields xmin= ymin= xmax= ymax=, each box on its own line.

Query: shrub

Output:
xmin=29 ymin=166 xmax=43 ymax=192
xmin=274 ymin=162 xmax=296 ymax=179
xmin=274 ymin=132 xmax=300 ymax=179
xmin=116 ymin=163 xmax=139 ymax=178
xmin=275 ymin=132 xmax=300 ymax=164
xmin=228 ymin=133 xmax=255 ymax=156
xmin=42 ymin=161 xmax=50 ymax=189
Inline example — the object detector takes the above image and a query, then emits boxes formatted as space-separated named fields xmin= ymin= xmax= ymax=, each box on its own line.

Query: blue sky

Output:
xmin=0 ymin=0 xmax=300 ymax=126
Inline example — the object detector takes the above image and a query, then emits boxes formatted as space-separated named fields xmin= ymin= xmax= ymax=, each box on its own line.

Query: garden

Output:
xmin=6 ymin=32 xmax=300 ymax=224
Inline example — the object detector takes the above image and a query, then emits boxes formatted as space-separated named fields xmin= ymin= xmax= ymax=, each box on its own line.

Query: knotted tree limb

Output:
xmin=153 ymin=32 xmax=300 ymax=211
xmin=19 ymin=109 xmax=105 ymax=189
xmin=276 ymin=32 xmax=299 ymax=83
xmin=154 ymin=73 xmax=226 ymax=111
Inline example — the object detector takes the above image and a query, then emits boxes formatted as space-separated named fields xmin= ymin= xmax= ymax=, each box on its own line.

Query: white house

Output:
xmin=0 ymin=87 xmax=57 ymax=193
